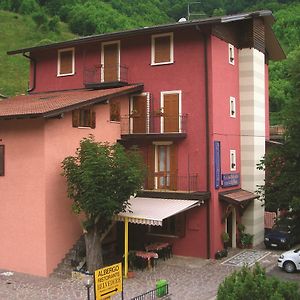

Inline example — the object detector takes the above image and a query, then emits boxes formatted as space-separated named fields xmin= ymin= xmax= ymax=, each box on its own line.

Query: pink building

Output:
xmin=0 ymin=10 xmax=284 ymax=276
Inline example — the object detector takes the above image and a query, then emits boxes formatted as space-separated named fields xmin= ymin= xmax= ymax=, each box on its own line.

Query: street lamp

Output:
xmin=83 ymin=274 xmax=93 ymax=300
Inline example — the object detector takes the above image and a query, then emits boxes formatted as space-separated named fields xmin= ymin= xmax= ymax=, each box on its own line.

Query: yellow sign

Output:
xmin=94 ymin=263 xmax=122 ymax=300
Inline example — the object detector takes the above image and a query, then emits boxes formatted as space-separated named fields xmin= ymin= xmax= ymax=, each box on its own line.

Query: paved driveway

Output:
xmin=0 ymin=248 xmax=281 ymax=300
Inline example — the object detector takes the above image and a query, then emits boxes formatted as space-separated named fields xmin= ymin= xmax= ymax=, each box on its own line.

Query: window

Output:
xmin=228 ymin=44 xmax=234 ymax=65
xmin=151 ymin=33 xmax=174 ymax=65
xmin=0 ymin=145 xmax=4 ymax=176
xmin=149 ymin=213 xmax=185 ymax=237
xmin=230 ymin=150 xmax=236 ymax=171
xmin=230 ymin=97 xmax=236 ymax=118
xmin=110 ymin=102 xmax=120 ymax=122
xmin=57 ymin=48 xmax=75 ymax=76
xmin=72 ymin=108 xmax=96 ymax=128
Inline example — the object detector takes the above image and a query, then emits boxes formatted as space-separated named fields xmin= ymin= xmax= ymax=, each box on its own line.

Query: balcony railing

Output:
xmin=143 ymin=173 xmax=199 ymax=193
xmin=121 ymin=113 xmax=188 ymax=136
xmin=84 ymin=64 xmax=128 ymax=88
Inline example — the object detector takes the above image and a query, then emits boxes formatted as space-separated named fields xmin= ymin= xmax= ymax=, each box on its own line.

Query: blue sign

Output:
xmin=222 ymin=173 xmax=240 ymax=187
xmin=214 ymin=141 xmax=221 ymax=189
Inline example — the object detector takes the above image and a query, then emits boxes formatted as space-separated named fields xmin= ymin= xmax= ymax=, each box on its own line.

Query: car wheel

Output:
xmin=283 ymin=261 xmax=296 ymax=273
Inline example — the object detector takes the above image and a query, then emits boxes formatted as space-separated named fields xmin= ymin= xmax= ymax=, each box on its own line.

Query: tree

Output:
xmin=257 ymin=47 xmax=300 ymax=230
xmin=217 ymin=264 xmax=300 ymax=300
xmin=61 ymin=135 xmax=145 ymax=272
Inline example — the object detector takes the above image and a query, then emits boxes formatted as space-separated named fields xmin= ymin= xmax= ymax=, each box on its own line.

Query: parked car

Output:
xmin=278 ymin=248 xmax=300 ymax=273
xmin=264 ymin=222 xmax=299 ymax=250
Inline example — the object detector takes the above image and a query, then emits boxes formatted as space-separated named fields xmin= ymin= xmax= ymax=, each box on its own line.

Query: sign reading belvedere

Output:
xmin=94 ymin=262 xmax=122 ymax=299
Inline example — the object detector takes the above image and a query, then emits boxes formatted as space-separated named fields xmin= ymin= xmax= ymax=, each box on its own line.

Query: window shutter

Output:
xmin=147 ymin=145 xmax=155 ymax=189
xmin=60 ymin=50 xmax=73 ymax=74
xmin=170 ymin=144 xmax=178 ymax=190
xmin=90 ymin=111 xmax=96 ymax=129
xmin=0 ymin=145 xmax=4 ymax=176
xmin=155 ymin=35 xmax=171 ymax=63
xmin=72 ymin=110 xmax=79 ymax=127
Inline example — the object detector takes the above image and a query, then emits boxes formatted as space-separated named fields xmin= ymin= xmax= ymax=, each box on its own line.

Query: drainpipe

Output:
xmin=23 ymin=53 xmax=36 ymax=93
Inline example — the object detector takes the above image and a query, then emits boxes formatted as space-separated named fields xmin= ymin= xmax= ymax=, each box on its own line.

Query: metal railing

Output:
xmin=131 ymin=283 xmax=169 ymax=300
xmin=143 ymin=173 xmax=199 ymax=193
xmin=121 ymin=113 xmax=187 ymax=135
xmin=83 ymin=64 xmax=128 ymax=85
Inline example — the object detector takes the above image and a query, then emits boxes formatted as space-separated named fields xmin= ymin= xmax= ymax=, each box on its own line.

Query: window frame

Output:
xmin=228 ymin=43 xmax=235 ymax=65
xmin=72 ymin=108 xmax=96 ymax=129
xmin=230 ymin=149 xmax=237 ymax=171
xmin=0 ymin=145 xmax=4 ymax=176
xmin=160 ymin=90 xmax=182 ymax=133
xmin=230 ymin=96 xmax=236 ymax=118
xmin=57 ymin=48 xmax=75 ymax=77
xmin=110 ymin=101 xmax=121 ymax=122
xmin=151 ymin=32 xmax=174 ymax=66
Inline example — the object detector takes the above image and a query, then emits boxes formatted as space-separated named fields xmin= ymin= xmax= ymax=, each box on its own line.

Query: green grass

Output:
xmin=0 ymin=10 xmax=76 ymax=96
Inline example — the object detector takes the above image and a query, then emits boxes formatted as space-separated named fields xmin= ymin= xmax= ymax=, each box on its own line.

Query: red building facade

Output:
xmin=0 ymin=11 xmax=284 ymax=276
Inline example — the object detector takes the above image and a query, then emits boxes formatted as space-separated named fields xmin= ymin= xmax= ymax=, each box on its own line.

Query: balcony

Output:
xmin=84 ymin=64 xmax=128 ymax=89
xmin=143 ymin=173 xmax=199 ymax=193
xmin=120 ymin=113 xmax=187 ymax=141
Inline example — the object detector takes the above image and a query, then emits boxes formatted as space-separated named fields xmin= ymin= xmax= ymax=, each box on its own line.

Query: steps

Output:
xmin=50 ymin=236 xmax=86 ymax=279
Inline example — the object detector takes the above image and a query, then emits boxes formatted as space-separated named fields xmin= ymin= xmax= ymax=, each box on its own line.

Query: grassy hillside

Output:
xmin=0 ymin=10 xmax=76 ymax=96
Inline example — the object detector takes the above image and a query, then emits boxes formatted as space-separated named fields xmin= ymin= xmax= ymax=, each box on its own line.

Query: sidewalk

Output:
xmin=0 ymin=246 xmax=280 ymax=300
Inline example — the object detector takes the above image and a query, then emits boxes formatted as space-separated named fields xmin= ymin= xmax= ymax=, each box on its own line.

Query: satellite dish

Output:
xmin=178 ymin=17 xmax=187 ymax=22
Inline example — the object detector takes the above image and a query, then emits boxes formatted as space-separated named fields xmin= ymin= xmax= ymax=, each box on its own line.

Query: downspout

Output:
xmin=23 ymin=53 xmax=36 ymax=93
xmin=203 ymin=32 xmax=211 ymax=259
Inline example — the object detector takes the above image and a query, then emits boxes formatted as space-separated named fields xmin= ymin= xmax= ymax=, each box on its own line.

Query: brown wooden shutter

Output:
xmin=154 ymin=35 xmax=171 ymax=63
xmin=147 ymin=145 xmax=155 ymax=190
xmin=175 ymin=213 xmax=186 ymax=237
xmin=72 ymin=110 xmax=79 ymax=127
xmin=60 ymin=50 xmax=73 ymax=74
xmin=170 ymin=144 xmax=178 ymax=190
xmin=90 ymin=111 xmax=96 ymax=129
xmin=0 ymin=145 xmax=4 ymax=176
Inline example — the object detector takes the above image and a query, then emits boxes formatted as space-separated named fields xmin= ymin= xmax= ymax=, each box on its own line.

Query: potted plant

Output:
xmin=127 ymin=251 xmax=137 ymax=278
xmin=240 ymin=233 xmax=254 ymax=249
xmin=221 ymin=232 xmax=230 ymax=249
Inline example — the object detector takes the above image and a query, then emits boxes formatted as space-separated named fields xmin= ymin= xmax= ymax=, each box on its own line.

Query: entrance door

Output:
xmin=132 ymin=95 xmax=147 ymax=133
xmin=163 ymin=93 xmax=179 ymax=133
xmin=102 ymin=42 xmax=119 ymax=82
xmin=227 ymin=212 xmax=233 ymax=247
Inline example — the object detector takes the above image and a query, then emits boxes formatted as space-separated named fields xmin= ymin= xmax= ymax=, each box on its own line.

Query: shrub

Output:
xmin=217 ymin=264 xmax=300 ymax=300
xmin=32 ymin=11 xmax=48 ymax=27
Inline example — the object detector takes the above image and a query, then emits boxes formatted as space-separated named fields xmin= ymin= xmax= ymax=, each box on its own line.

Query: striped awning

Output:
xmin=114 ymin=197 xmax=200 ymax=226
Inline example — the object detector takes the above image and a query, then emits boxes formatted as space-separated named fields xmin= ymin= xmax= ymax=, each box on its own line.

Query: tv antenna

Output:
xmin=188 ymin=2 xmax=206 ymax=21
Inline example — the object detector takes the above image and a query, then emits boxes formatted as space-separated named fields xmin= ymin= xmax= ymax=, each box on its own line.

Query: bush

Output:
xmin=217 ymin=264 xmax=300 ymax=300
xmin=32 ymin=11 xmax=48 ymax=27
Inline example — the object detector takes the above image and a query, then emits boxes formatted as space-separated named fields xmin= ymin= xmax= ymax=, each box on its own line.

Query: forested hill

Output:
xmin=0 ymin=0 xmax=299 ymax=124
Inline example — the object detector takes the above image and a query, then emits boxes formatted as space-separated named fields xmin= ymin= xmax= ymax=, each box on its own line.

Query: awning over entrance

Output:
xmin=115 ymin=197 xmax=200 ymax=226
xmin=219 ymin=189 xmax=258 ymax=207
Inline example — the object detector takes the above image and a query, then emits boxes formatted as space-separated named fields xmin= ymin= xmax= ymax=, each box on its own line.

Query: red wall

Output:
xmin=208 ymin=36 xmax=241 ymax=256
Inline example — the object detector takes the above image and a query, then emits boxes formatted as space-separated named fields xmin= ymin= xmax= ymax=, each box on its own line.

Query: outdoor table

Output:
xmin=135 ymin=251 xmax=158 ymax=269
xmin=145 ymin=242 xmax=169 ymax=252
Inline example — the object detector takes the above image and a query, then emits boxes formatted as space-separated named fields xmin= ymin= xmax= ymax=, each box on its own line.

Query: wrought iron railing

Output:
xmin=131 ymin=283 xmax=169 ymax=300
xmin=121 ymin=113 xmax=187 ymax=135
xmin=143 ymin=173 xmax=199 ymax=192
xmin=83 ymin=64 xmax=128 ymax=85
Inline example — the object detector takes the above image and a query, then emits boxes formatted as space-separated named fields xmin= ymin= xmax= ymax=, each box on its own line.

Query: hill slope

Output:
xmin=0 ymin=10 xmax=76 ymax=96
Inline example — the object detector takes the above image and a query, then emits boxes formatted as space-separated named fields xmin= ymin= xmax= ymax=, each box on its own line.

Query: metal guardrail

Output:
xmin=131 ymin=284 xmax=169 ymax=300
xmin=84 ymin=64 xmax=128 ymax=85
xmin=144 ymin=173 xmax=199 ymax=193
xmin=121 ymin=114 xmax=187 ymax=135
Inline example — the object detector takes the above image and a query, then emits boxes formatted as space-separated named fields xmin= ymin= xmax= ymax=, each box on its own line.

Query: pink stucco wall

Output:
xmin=0 ymin=95 xmax=129 ymax=276
xmin=44 ymin=95 xmax=128 ymax=275
xmin=0 ymin=119 xmax=47 ymax=275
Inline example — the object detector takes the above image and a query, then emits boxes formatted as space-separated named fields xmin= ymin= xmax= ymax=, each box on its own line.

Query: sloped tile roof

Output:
xmin=0 ymin=84 xmax=143 ymax=119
